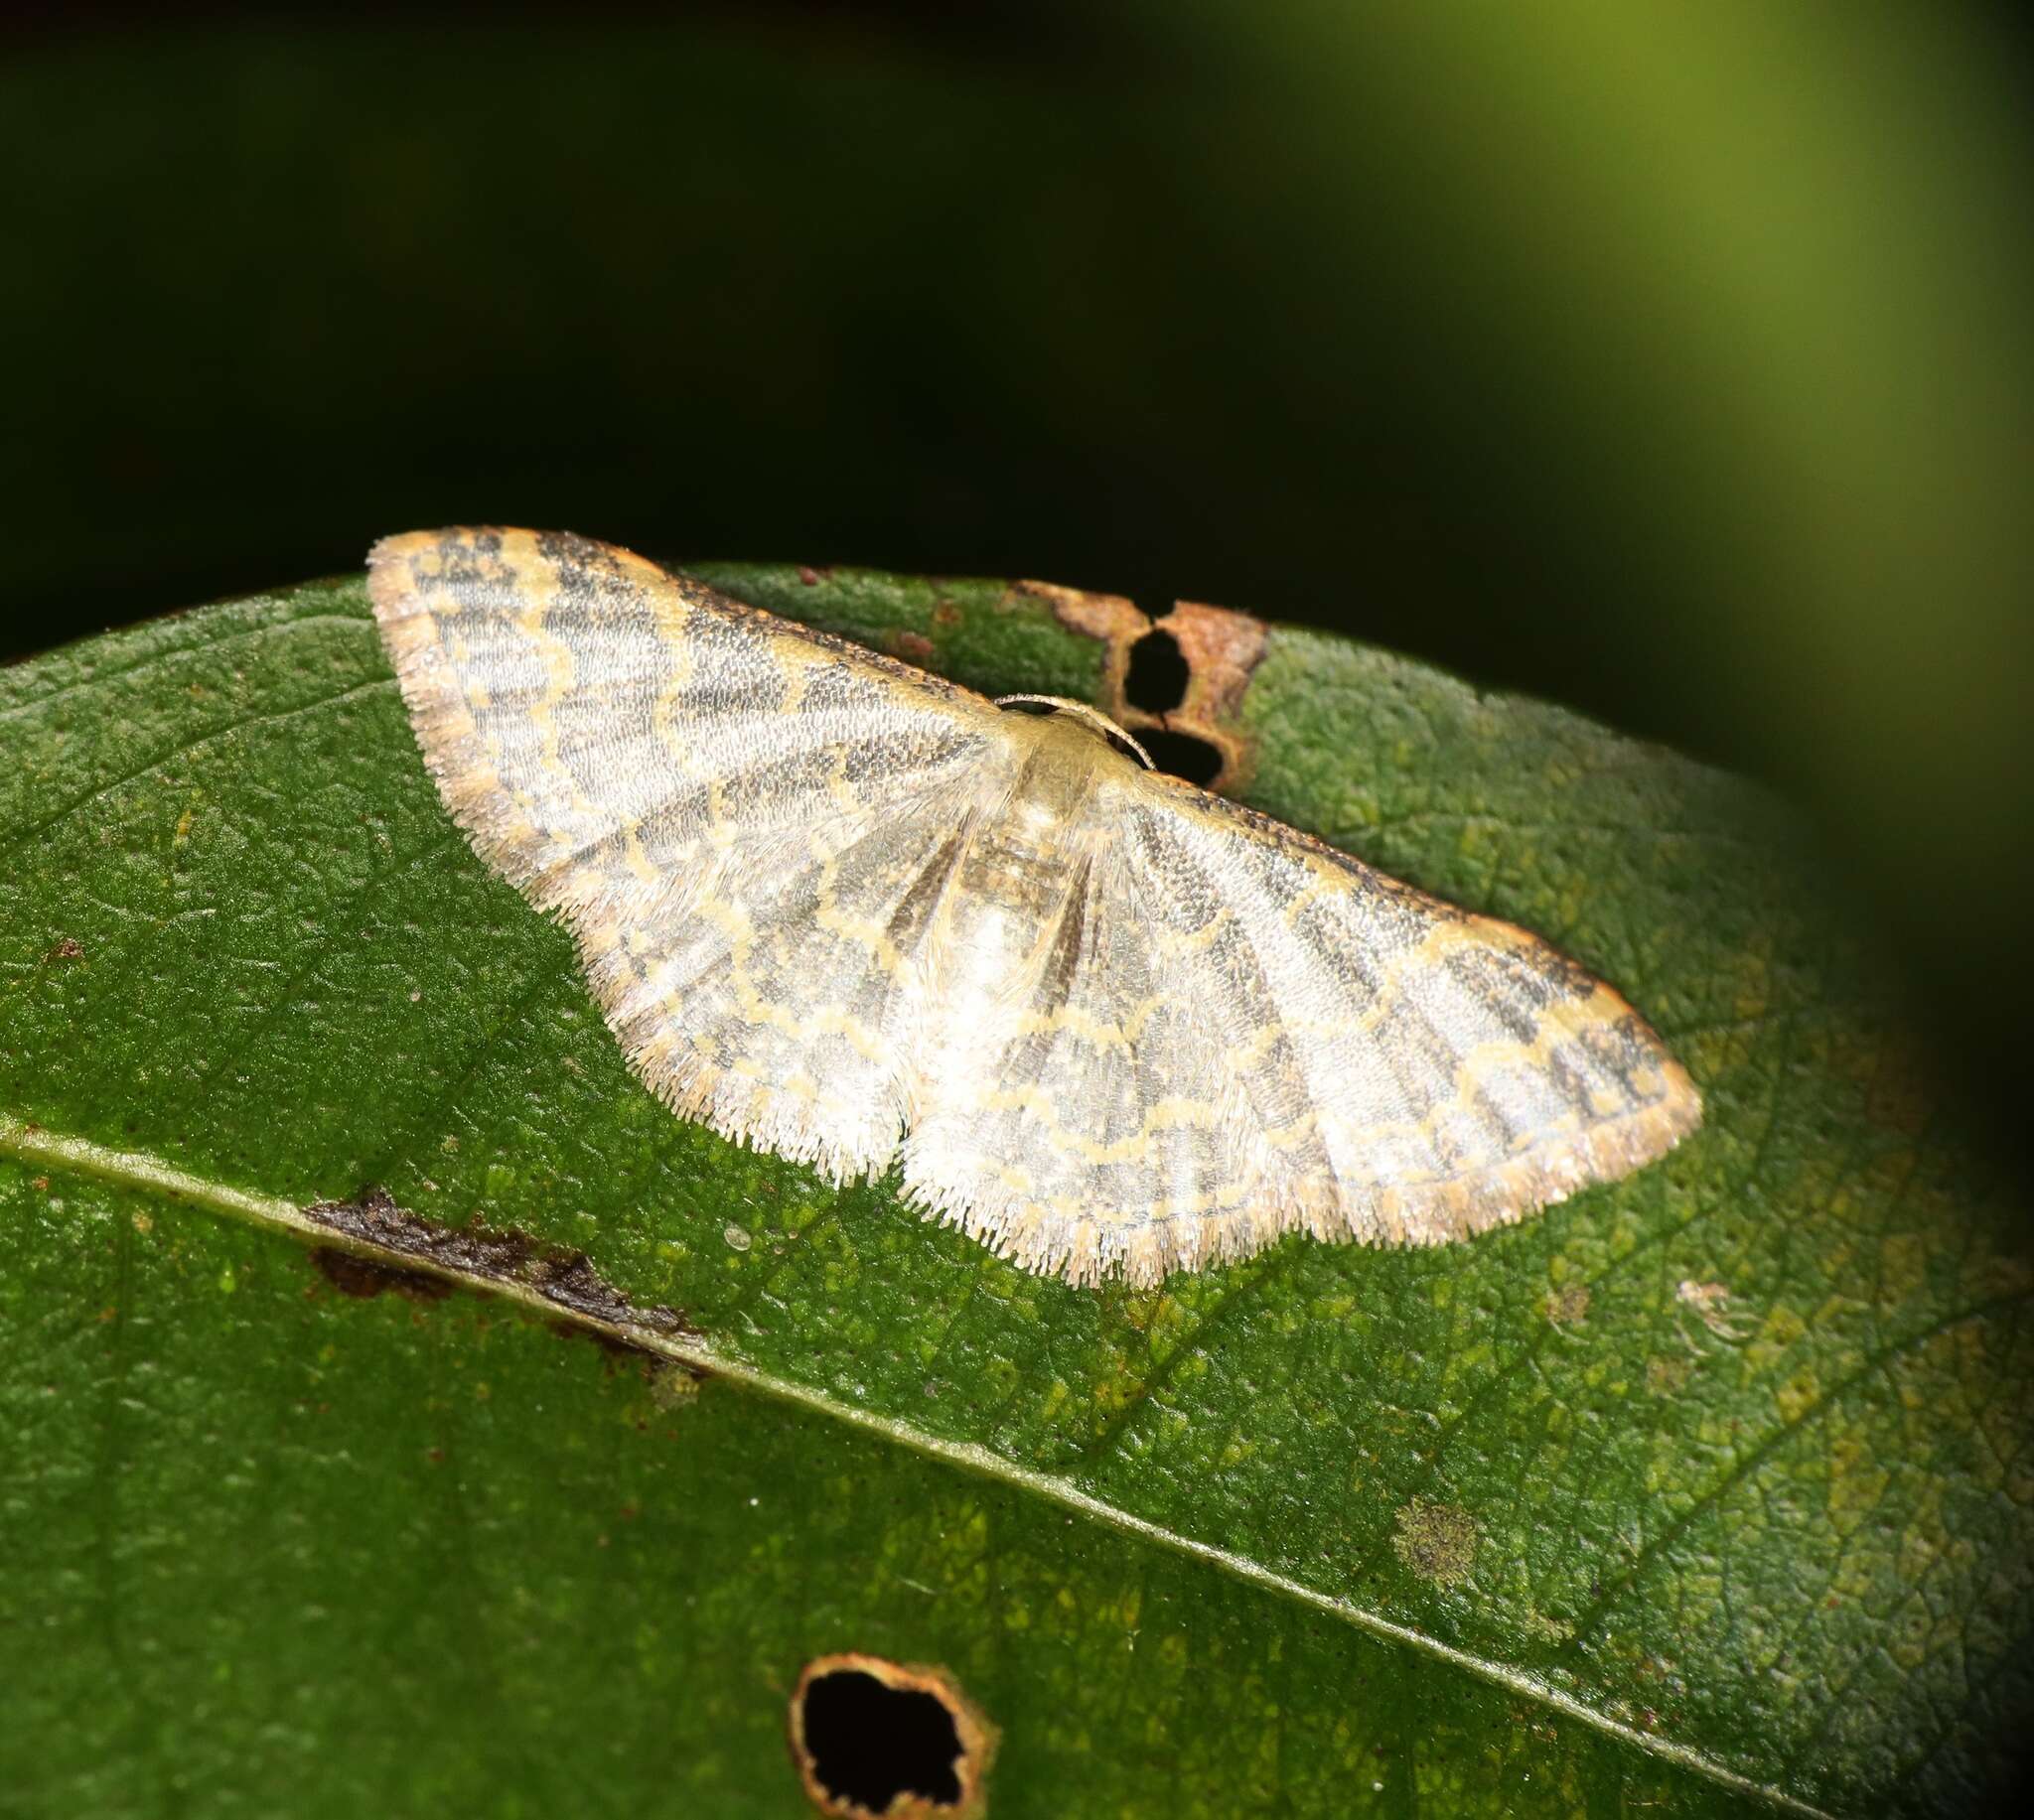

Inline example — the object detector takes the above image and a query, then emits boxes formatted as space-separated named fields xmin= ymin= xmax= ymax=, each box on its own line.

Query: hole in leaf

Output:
xmin=1138 ymin=726 xmax=1224 ymax=786
xmin=1123 ymin=626 xmax=1190 ymax=712
xmin=799 ymin=1669 xmax=960 ymax=1811
xmin=791 ymin=1654 xmax=993 ymax=1818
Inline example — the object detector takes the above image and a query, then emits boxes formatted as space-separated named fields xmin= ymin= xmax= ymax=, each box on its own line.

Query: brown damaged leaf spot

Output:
xmin=302 ymin=1187 xmax=705 ymax=1368
xmin=1011 ymin=578 xmax=1145 ymax=743
xmin=887 ymin=629 xmax=938 ymax=668
xmin=790 ymin=1653 xmax=997 ymax=1820
xmin=1392 ymin=1497 xmax=1479 ymax=1587
xmin=311 ymin=1245 xmax=453 ymax=1304
xmin=1019 ymin=579 xmax=1267 ymax=794
xmin=1163 ymin=600 xmax=1268 ymax=787
xmin=1545 ymin=1282 xmax=1591 ymax=1328
xmin=48 ymin=937 xmax=86 ymax=962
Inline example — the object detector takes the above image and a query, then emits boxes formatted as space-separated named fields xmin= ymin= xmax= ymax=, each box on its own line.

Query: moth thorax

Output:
xmin=1005 ymin=711 xmax=1127 ymax=841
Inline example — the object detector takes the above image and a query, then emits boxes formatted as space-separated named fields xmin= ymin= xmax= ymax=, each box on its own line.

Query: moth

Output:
xmin=370 ymin=528 xmax=1700 ymax=1286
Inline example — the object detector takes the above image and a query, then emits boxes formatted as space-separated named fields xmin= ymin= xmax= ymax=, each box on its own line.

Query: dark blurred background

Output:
xmin=6 ymin=2 xmax=2032 ymax=1182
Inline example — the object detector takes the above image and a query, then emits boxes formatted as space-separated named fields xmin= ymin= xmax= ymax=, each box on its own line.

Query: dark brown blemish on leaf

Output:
xmin=888 ymin=629 xmax=938 ymax=668
xmin=1019 ymin=579 xmax=1267 ymax=794
xmin=302 ymin=1187 xmax=704 ymax=1368
xmin=49 ymin=937 xmax=86 ymax=961
xmin=790 ymin=1653 xmax=996 ymax=1820
xmin=312 ymin=1245 xmax=453 ymax=1303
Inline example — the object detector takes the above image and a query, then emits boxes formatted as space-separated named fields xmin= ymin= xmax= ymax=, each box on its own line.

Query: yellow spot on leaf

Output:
xmin=1775 ymin=1365 xmax=1822 ymax=1425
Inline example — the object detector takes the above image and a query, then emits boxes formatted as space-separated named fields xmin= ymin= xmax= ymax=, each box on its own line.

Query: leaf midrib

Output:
xmin=0 ymin=1111 xmax=1831 ymax=1818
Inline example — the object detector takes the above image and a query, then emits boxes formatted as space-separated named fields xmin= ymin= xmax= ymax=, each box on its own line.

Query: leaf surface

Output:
xmin=1 ymin=564 xmax=2025 ymax=1817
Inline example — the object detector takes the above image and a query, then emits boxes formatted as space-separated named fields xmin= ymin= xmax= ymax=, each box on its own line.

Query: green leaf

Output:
xmin=2 ymin=563 xmax=2025 ymax=1818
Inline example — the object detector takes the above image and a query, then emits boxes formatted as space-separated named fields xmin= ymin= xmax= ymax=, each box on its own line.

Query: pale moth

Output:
xmin=371 ymin=528 xmax=1700 ymax=1287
